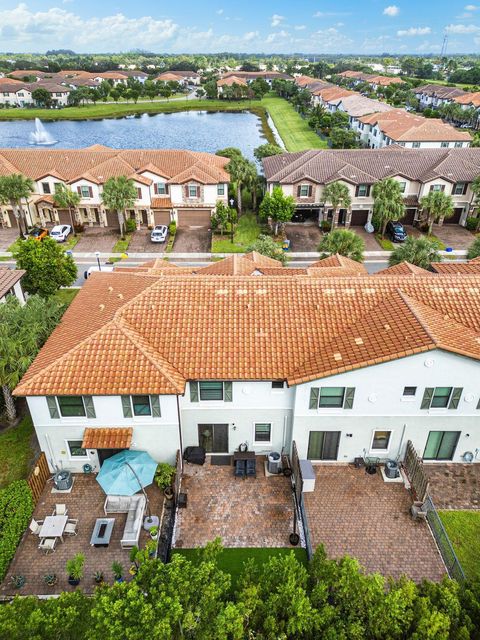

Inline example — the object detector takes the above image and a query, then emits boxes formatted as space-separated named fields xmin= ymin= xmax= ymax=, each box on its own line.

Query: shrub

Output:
xmin=73 ymin=223 xmax=85 ymax=234
xmin=125 ymin=218 xmax=137 ymax=233
xmin=465 ymin=216 xmax=479 ymax=232
xmin=154 ymin=463 xmax=175 ymax=489
xmin=168 ymin=221 xmax=177 ymax=236
xmin=317 ymin=229 xmax=365 ymax=262
xmin=0 ymin=481 xmax=34 ymax=580
xmin=467 ymin=236 xmax=480 ymax=260
xmin=66 ymin=553 xmax=85 ymax=581
xmin=321 ymin=220 xmax=331 ymax=233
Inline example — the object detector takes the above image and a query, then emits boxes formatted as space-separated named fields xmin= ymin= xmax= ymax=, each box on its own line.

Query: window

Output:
xmin=412 ymin=141 xmax=421 ymax=148
xmin=453 ymin=182 xmax=467 ymax=196
xmin=155 ymin=183 xmax=168 ymax=195
xmin=190 ymin=381 xmax=232 ymax=402
xmin=299 ymin=184 xmax=310 ymax=197
xmin=254 ymin=423 xmax=271 ymax=443
xmin=431 ymin=387 xmax=453 ymax=408
xmin=132 ymin=395 xmax=151 ymax=416
xmin=42 ymin=182 xmax=51 ymax=194
xmin=57 ymin=396 xmax=86 ymax=417
xmin=136 ymin=187 xmax=142 ymax=199
xmin=372 ymin=430 xmax=391 ymax=450
xmin=430 ymin=184 xmax=445 ymax=192
xmin=441 ymin=142 xmax=449 ymax=148
xmin=307 ymin=431 xmax=340 ymax=460
xmin=403 ymin=386 xmax=417 ymax=397
xmin=199 ymin=382 xmax=224 ymax=401
xmin=272 ymin=381 xmax=285 ymax=389
xmin=121 ymin=395 xmax=161 ymax=417
xmin=309 ymin=387 xmax=355 ymax=409
xmin=217 ymin=184 xmax=225 ymax=196
xmin=454 ymin=142 xmax=463 ymax=148
xmin=421 ymin=387 xmax=463 ymax=410
xmin=356 ymin=184 xmax=370 ymax=197
xmin=398 ymin=181 xmax=406 ymax=193
xmin=188 ymin=184 xmax=199 ymax=198
xmin=424 ymin=431 xmax=460 ymax=460
xmin=80 ymin=185 xmax=92 ymax=198
xmin=67 ymin=441 xmax=87 ymax=458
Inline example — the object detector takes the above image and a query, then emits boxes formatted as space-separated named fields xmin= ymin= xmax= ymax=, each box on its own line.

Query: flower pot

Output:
xmin=289 ymin=533 xmax=300 ymax=546
xmin=164 ymin=487 xmax=174 ymax=500
xmin=115 ymin=577 xmax=125 ymax=583
xmin=68 ymin=576 xmax=80 ymax=586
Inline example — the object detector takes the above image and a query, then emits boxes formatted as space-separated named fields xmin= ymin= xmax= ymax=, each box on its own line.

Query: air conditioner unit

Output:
xmin=267 ymin=452 xmax=281 ymax=474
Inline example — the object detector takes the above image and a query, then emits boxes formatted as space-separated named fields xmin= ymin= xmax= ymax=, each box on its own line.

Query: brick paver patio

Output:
xmin=0 ymin=226 xmax=18 ymax=250
xmin=0 ymin=475 xmax=163 ymax=597
xmin=425 ymin=464 xmax=480 ymax=510
xmin=173 ymin=458 xmax=295 ymax=548
xmin=303 ymin=465 xmax=445 ymax=582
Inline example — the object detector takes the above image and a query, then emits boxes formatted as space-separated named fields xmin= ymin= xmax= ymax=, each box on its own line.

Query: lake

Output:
xmin=0 ymin=110 xmax=267 ymax=161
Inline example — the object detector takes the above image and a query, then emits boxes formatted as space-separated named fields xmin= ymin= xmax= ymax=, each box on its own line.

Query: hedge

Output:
xmin=0 ymin=481 xmax=34 ymax=580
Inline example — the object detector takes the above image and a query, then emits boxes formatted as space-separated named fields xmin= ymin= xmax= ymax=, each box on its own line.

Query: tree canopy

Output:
xmin=389 ymin=236 xmax=443 ymax=269
xmin=253 ymin=143 xmax=284 ymax=162
xmin=372 ymin=178 xmax=406 ymax=237
xmin=247 ymin=234 xmax=287 ymax=265
xmin=101 ymin=175 xmax=138 ymax=238
xmin=419 ymin=190 xmax=454 ymax=236
xmin=259 ymin=186 xmax=295 ymax=235
xmin=317 ymin=229 xmax=365 ymax=262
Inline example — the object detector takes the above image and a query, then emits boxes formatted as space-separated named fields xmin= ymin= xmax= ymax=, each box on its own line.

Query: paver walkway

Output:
xmin=74 ymin=228 xmax=118 ymax=253
xmin=425 ymin=464 xmax=480 ymax=510
xmin=303 ymin=465 xmax=445 ymax=582
xmin=0 ymin=227 xmax=18 ymax=250
xmin=174 ymin=459 xmax=294 ymax=548
xmin=173 ymin=227 xmax=211 ymax=253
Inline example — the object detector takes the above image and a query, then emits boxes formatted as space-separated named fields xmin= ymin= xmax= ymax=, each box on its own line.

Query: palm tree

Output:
xmin=53 ymin=184 xmax=81 ymax=236
xmin=0 ymin=174 xmax=34 ymax=239
xmin=471 ymin=176 xmax=480 ymax=231
xmin=244 ymin=162 xmax=260 ymax=212
xmin=101 ymin=176 xmax=138 ymax=239
xmin=389 ymin=236 xmax=442 ymax=270
xmin=372 ymin=178 xmax=405 ymax=238
xmin=317 ymin=229 xmax=365 ymax=263
xmin=226 ymin=155 xmax=252 ymax=214
xmin=321 ymin=181 xmax=352 ymax=230
xmin=419 ymin=190 xmax=454 ymax=236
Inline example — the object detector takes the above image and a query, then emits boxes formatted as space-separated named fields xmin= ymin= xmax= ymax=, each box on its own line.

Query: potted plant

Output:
xmin=10 ymin=575 xmax=25 ymax=589
xmin=66 ymin=553 xmax=85 ymax=586
xmin=154 ymin=463 xmax=175 ymax=499
xmin=43 ymin=573 xmax=58 ymax=587
xmin=149 ymin=525 xmax=159 ymax=541
xmin=112 ymin=561 xmax=124 ymax=583
xmin=93 ymin=571 xmax=104 ymax=585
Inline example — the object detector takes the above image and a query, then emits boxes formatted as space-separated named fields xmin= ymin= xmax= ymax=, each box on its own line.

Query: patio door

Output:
xmin=423 ymin=431 xmax=460 ymax=461
xmin=307 ymin=431 xmax=340 ymax=461
xmin=98 ymin=448 xmax=125 ymax=466
xmin=198 ymin=424 xmax=229 ymax=453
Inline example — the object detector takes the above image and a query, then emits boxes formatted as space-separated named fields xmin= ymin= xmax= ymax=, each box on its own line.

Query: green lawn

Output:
xmin=439 ymin=510 xmax=480 ymax=582
xmin=375 ymin=234 xmax=394 ymax=251
xmin=261 ymin=94 xmax=328 ymax=152
xmin=112 ymin=234 xmax=131 ymax=254
xmin=52 ymin=288 xmax=79 ymax=307
xmin=0 ymin=416 xmax=35 ymax=489
xmin=172 ymin=547 xmax=308 ymax=590
xmin=211 ymin=213 xmax=261 ymax=253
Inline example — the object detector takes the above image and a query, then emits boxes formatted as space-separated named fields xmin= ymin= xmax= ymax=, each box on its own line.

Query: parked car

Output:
xmin=150 ymin=225 xmax=168 ymax=243
xmin=27 ymin=227 xmax=48 ymax=241
xmin=386 ymin=221 xmax=407 ymax=243
xmin=49 ymin=224 xmax=72 ymax=242
xmin=84 ymin=265 xmax=115 ymax=279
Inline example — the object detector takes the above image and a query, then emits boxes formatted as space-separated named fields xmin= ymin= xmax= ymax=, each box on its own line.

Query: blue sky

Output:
xmin=0 ymin=1 xmax=479 ymax=54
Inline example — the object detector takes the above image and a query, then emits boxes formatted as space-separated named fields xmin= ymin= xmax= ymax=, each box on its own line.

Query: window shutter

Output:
xmin=137 ymin=188 xmax=142 ymax=199
xmin=150 ymin=395 xmax=161 ymax=417
xmin=84 ymin=395 xmax=96 ymax=419
xmin=355 ymin=186 xmax=359 ymax=197
xmin=463 ymin=183 xmax=468 ymax=195
xmin=190 ymin=381 xmax=199 ymax=402
xmin=46 ymin=396 xmax=60 ymax=419
xmin=224 ymin=381 xmax=233 ymax=402
xmin=421 ymin=388 xmax=434 ymax=410
xmin=121 ymin=395 xmax=133 ymax=417
xmin=308 ymin=185 xmax=312 ymax=197
xmin=88 ymin=187 xmax=93 ymax=197
xmin=165 ymin=184 xmax=169 ymax=195
xmin=76 ymin=186 xmax=81 ymax=195
xmin=297 ymin=185 xmax=301 ymax=197
xmin=344 ymin=388 xmax=355 ymax=409
xmin=309 ymin=387 xmax=319 ymax=409
xmin=154 ymin=183 xmax=158 ymax=194
xmin=448 ymin=388 xmax=463 ymax=410
xmin=366 ymin=186 xmax=371 ymax=197
xmin=196 ymin=186 xmax=200 ymax=198
xmin=185 ymin=185 xmax=189 ymax=198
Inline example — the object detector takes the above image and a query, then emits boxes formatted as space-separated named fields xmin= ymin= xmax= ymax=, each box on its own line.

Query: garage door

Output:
xmin=400 ymin=209 xmax=416 ymax=225
xmin=154 ymin=210 xmax=170 ymax=225
xmin=105 ymin=211 xmax=120 ymax=229
xmin=350 ymin=210 xmax=368 ymax=226
xmin=444 ymin=208 xmax=463 ymax=224
xmin=57 ymin=209 xmax=71 ymax=225
xmin=177 ymin=209 xmax=211 ymax=228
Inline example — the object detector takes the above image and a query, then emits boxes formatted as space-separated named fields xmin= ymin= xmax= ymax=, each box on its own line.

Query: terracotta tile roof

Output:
xmin=358 ymin=109 xmax=472 ymax=142
xmin=431 ymin=261 xmax=480 ymax=274
xmin=309 ymin=254 xmax=368 ymax=273
xmin=454 ymin=92 xmax=480 ymax=108
xmin=374 ymin=262 xmax=432 ymax=276
xmin=415 ymin=84 xmax=467 ymax=99
xmin=14 ymin=271 xmax=480 ymax=397
xmin=330 ymin=95 xmax=394 ymax=117
xmin=151 ymin=197 xmax=173 ymax=209
xmin=313 ymin=86 xmax=354 ymax=101
xmin=243 ymin=251 xmax=283 ymax=267
xmin=82 ymin=427 xmax=133 ymax=449
xmin=217 ymin=76 xmax=248 ymax=87
xmin=154 ymin=72 xmax=184 ymax=82
xmin=0 ymin=268 xmax=24 ymax=298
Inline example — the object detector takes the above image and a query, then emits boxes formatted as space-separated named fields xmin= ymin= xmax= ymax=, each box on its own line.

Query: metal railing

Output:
xmin=423 ymin=496 xmax=466 ymax=582
xmin=291 ymin=441 xmax=313 ymax=560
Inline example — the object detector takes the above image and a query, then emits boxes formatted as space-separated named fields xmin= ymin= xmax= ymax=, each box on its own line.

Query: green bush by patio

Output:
xmin=439 ymin=510 xmax=480 ymax=583
xmin=0 ymin=480 xmax=34 ymax=580
xmin=0 ymin=417 xmax=35 ymax=488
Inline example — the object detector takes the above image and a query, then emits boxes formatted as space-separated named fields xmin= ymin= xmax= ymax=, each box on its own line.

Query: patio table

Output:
xmin=39 ymin=515 xmax=68 ymax=542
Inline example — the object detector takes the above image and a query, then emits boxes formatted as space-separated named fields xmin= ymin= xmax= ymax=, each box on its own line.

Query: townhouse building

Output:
xmin=415 ymin=84 xmax=467 ymax=110
xmin=0 ymin=147 xmax=229 ymax=230
xmin=14 ymin=263 xmax=480 ymax=471
xmin=220 ymin=71 xmax=294 ymax=86
xmin=0 ymin=79 xmax=70 ymax=107
xmin=337 ymin=71 xmax=405 ymax=92
xmin=263 ymin=146 xmax=480 ymax=227
xmin=154 ymin=71 xmax=201 ymax=86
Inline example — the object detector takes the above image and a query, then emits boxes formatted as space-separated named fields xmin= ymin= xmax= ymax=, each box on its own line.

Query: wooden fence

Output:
xmin=403 ymin=440 xmax=429 ymax=502
xmin=27 ymin=452 xmax=50 ymax=504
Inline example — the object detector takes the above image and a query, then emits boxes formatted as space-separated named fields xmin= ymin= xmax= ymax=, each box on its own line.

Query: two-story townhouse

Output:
xmin=14 ymin=269 xmax=480 ymax=472
xmin=262 ymin=147 xmax=480 ymax=228
xmin=0 ymin=147 xmax=230 ymax=230
xmin=415 ymin=84 xmax=467 ymax=110
xmin=0 ymin=268 xmax=25 ymax=304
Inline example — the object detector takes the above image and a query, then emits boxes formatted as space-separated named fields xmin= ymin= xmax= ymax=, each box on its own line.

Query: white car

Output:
xmin=50 ymin=224 xmax=72 ymax=242
xmin=84 ymin=265 xmax=115 ymax=279
xmin=151 ymin=225 xmax=168 ymax=243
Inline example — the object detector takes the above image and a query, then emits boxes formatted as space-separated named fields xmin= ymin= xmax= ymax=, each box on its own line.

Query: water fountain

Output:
xmin=29 ymin=118 xmax=57 ymax=146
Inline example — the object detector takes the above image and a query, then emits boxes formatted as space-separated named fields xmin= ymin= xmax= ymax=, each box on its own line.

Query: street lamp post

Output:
xmin=95 ymin=251 xmax=101 ymax=271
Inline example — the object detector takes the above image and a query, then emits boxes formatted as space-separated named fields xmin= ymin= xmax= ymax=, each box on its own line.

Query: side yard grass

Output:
xmin=172 ymin=547 xmax=308 ymax=590
xmin=261 ymin=94 xmax=328 ymax=152
xmin=0 ymin=416 xmax=35 ymax=489
xmin=53 ymin=288 xmax=79 ymax=307
xmin=438 ymin=510 xmax=480 ymax=582
xmin=211 ymin=213 xmax=260 ymax=253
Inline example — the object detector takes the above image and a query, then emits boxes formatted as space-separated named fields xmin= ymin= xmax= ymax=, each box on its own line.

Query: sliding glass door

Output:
xmin=198 ymin=424 xmax=229 ymax=453
xmin=307 ymin=431 xmax=340 ymax=460
xmin=423 ymin=431 xmax=460 ymax=461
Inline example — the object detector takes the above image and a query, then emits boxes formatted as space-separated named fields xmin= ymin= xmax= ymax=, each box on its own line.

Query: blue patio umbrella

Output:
xmin=96 ymin=450 xmax=157 ymax=496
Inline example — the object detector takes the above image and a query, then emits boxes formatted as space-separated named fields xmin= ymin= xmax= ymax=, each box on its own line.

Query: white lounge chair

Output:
xmin=64 ymin=519 xmax=78 ymax=536
xmin=29 ymin=518 xmax=43 ymax=535
xmin=38 ymin=537 xmax=57 ymax=554
xmin=53 ymin=504 xmax=68 ymax=516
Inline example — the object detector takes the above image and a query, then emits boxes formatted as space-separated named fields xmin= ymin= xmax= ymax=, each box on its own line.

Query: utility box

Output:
xmin=299 ymin=460 xmax=316 ymax=492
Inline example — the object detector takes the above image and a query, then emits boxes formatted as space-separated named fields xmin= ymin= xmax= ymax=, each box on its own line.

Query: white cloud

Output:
xmin=271 ymin=14 xmax=284 ymax=27
xmin=242 ymin=31 xmax=259 ymax=42
xmin=312 ymin=27 xmax=354 ymax=49
xmin=464 ymin=4 xmax=478 ymax=10
xmin=383 ymin=5 xmax=399 ymax=16
xmin=216 ymin=8 xmax=224 ymax=15
xmin=266 ymin=29 xmax=289 ymax=43
xmin=294 ymin=24 xmax=306 ymax=30
xmin=445 ymin=23 xmax=480 ymax=33
xmin=397 ymin=26 xmax=431 ymax=36
xmin=313 ymin=11 xmax=350 ymax=17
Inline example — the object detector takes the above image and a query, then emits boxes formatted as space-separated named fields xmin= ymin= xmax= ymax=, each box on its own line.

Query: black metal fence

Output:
xmin=423 ymin=496 xmax=466 ymax=582
xmin=291 ymin=441 xmax=313 ymax=560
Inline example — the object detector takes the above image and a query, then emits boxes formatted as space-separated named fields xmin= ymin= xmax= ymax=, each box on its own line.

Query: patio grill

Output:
xmin=53 ymin=470 xmax=73 ymax=491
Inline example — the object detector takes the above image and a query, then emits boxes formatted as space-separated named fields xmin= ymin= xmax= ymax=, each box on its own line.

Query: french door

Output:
xmin=423 ymin=431 xmax=460 ymax=461
xmin=198 ymin=424 xmax=229 ymax=453
xmin=307 ymin=431 xmax=341 ymax=461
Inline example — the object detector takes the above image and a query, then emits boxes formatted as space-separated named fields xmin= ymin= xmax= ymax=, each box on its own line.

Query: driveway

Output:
xmin=285 ymin=223 xmax=322 ymax=251
xmin=0 ymin=226 xmax=19 ymax=251
xmin=128 ymin=229 xmax=166 ymax=254
xmin=303 ymin=465 xmax=445 ymax=582
xmin=74 ymin=228 xmax=119 ymax=253
xmin=351 ymin=227 xmax=382 ymax=251
xmin=173 ymin=227 xmax=211 ymax=253
xmin=431 ymin=224 xmax=474 ymax=250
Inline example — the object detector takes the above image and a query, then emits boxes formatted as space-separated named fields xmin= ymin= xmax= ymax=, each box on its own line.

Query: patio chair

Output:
xmin=234 ymin=460 xmax=246 ymax=478
xmin=64 ymin=519 xmax=78 ymax=536
xmin=246 ymin=459 xmax=257 ymax=478
xmin=53 ymin=504 xmax=68 ymax=516
xmin=38 ymin=537 xmax=57 ymax=554
xmin=29 ymin=518 xmax=44 ymax=535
